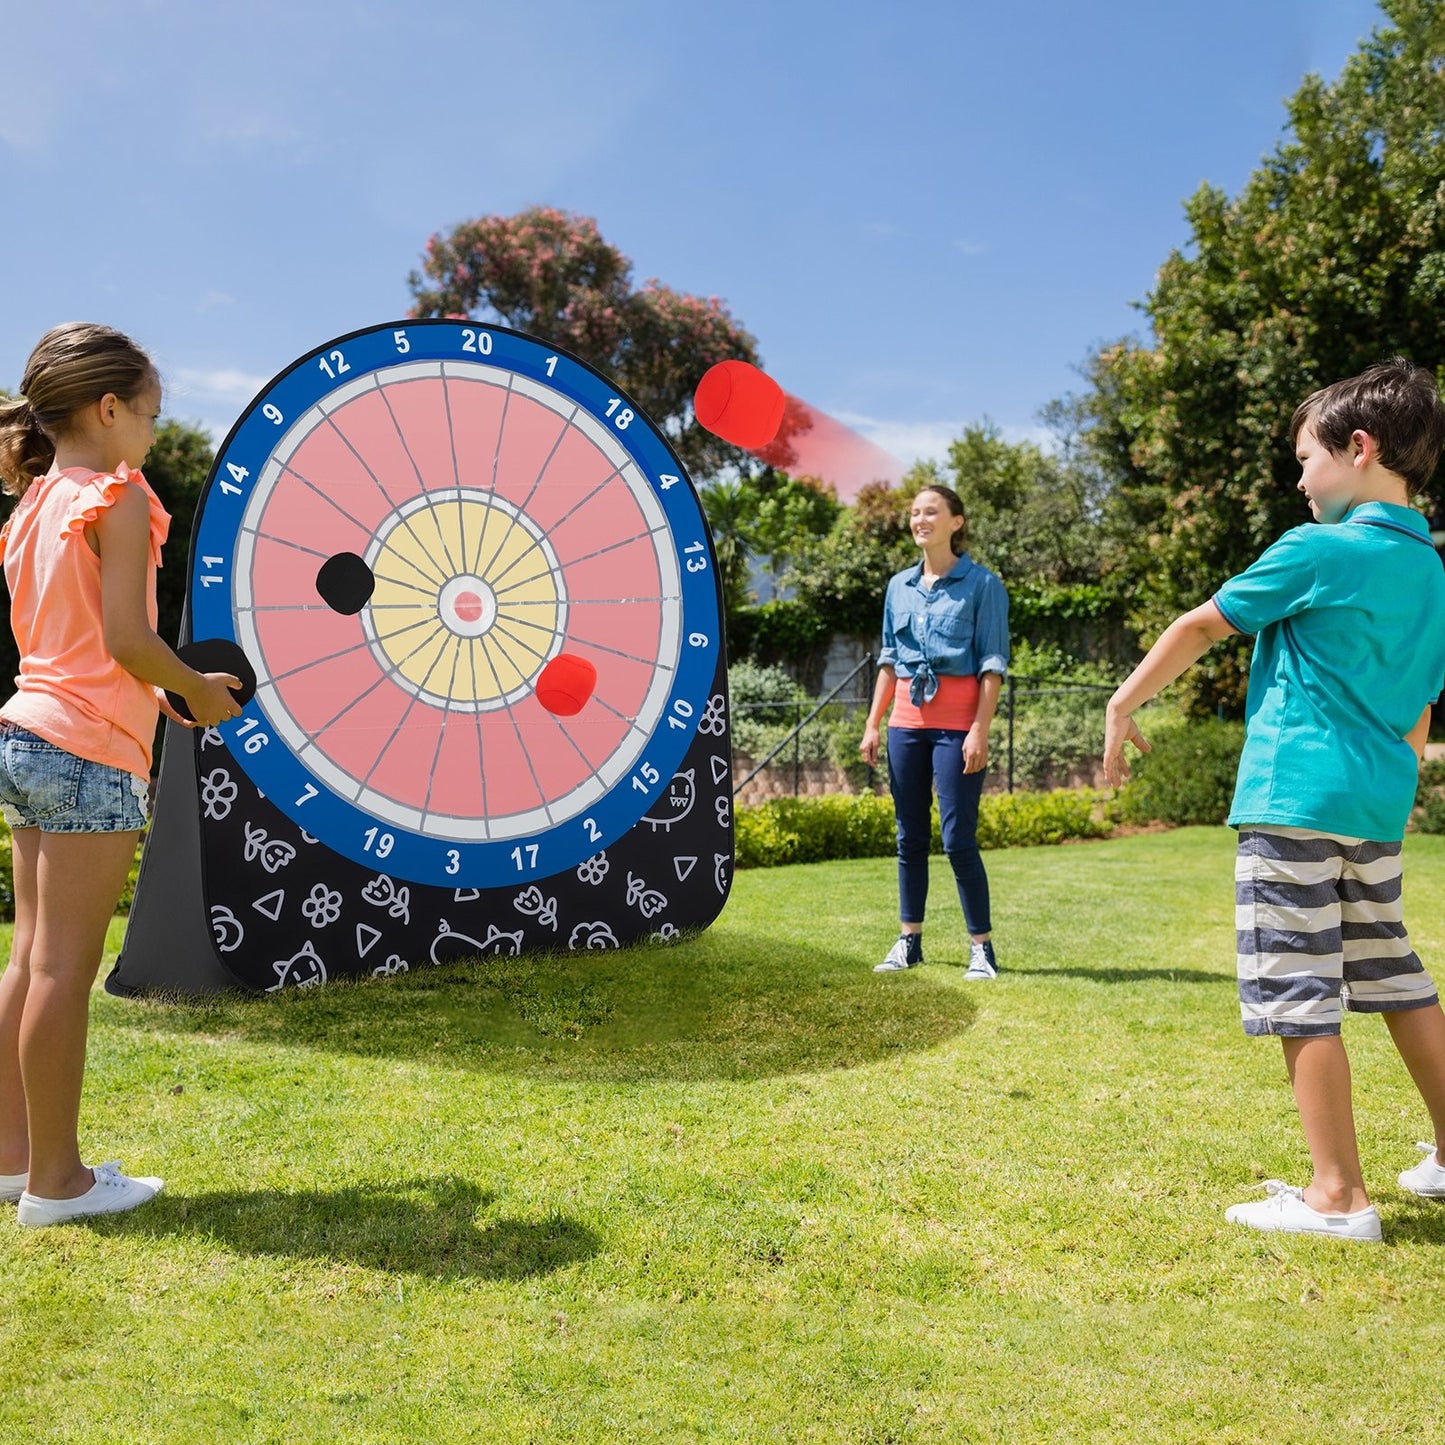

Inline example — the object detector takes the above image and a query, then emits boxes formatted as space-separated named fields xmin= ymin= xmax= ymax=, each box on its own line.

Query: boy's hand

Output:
xmin=1103 ymin=706 xmax=1150 ymax=787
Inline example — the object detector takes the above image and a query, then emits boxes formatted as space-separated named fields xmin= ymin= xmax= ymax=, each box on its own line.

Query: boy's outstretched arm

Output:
xmin=1103 ymin=601 xmax=1238 ymax=786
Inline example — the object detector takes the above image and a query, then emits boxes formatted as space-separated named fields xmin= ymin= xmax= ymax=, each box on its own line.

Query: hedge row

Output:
xmin=735 ymin=788 xmax=1110 ymax=870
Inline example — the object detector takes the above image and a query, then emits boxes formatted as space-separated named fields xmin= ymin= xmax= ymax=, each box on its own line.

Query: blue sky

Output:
xmin=3 ymin=0 xmax=1387 ymax=471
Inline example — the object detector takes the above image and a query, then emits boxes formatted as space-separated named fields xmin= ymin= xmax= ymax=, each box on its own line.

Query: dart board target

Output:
xmin=187 ymin=321 xmax=721 ymax=889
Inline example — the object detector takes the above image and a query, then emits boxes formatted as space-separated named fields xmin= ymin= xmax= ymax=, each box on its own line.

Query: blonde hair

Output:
xmin=0 ymin=323 xmax=157 ymax=498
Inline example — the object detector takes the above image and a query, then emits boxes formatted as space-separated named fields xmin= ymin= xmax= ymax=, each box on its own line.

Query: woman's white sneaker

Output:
xmin=1224 ymin=1179 xmax=1381 ymax=1241
xmin=1398 ymin=1142 xmax=1445 ymax=1198
xmin=17 ymin=1162 xmax=164 ymax=1227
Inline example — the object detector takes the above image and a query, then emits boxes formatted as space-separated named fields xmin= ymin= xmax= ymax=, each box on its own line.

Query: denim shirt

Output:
xmin=877 ymin=552 xmax=1010 ymax=706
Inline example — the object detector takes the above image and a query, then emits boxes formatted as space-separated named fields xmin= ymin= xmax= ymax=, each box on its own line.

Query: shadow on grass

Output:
xmin=94 ymin=1175 xmax=600 ymax=1278
xmin=107 ymin=928 xmax=977 ymax=1083
xmin=1003 ymin=965 xmax=1229 ymax=985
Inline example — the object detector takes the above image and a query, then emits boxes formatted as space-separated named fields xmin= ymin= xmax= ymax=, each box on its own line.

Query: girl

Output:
xmin=859 ymin=485 xmax=1010 ymax=978
xmin=0 ymin=323 xmax=241 ymax=1226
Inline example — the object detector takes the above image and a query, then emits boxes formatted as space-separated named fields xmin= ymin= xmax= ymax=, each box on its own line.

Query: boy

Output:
xmin=1103 ymin=358 xmax=1445 ymax=1242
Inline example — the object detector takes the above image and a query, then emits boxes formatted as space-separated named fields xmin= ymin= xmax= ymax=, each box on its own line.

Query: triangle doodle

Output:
xmin=709 ymin=755 xmax=729 ymax=785
xmin=454 ymin=887 xmax=480 ymax=902
xmin=673 ymin=856 xmax=697 ymax=881
xmin=253 ymin=889 xmax=285 ymax=921
xmin=356 ymin=923 xmax=382 ymax=957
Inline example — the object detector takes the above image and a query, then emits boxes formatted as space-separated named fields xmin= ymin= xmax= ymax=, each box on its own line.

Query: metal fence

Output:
xmin=731 ymin=658 xmax=1117 ymax=799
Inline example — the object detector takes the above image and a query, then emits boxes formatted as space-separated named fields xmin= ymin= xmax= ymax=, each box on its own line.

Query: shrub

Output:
xmin=735 ymin=788 xmax=1110 ymax=869
xmin=1116 ymin=720 xmax=1245 ymax=826
xmin=1417 ymin=758 xmax=1445 ymax=835
xmin=975 ymin=789 xmax=1112 ymax=849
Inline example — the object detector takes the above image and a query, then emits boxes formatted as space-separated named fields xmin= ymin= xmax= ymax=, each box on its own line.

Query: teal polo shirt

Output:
xmin=1212 ymin=502 xmax=1445 ymax=841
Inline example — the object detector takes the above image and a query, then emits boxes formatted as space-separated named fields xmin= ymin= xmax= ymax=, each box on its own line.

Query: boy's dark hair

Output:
xmin=1290 ymin=357 xmax=1445 ymax=494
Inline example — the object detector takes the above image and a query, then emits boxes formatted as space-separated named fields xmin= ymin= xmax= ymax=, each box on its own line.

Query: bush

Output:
xmin=735 ymin=788 xmax=1110 ymax=869
xmin=1416 ymin=758 xmax=1445 ymax=835
xmin=1000 ymin=640 xmax=1119 ymax=790
xmin=1116 ymin=720 xmax=1245 ymax=826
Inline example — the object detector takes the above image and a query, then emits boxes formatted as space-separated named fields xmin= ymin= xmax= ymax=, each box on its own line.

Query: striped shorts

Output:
xmin=1236 ymin=828 xmax=1437 ymax=1037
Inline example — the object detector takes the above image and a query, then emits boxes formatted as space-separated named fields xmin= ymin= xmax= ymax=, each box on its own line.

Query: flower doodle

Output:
xmin=361 ymin=873 xmax=411 ymax=923
xmin=625 ymin=871 xmax=669 ymax=919
xmin=697 ymin=693 xmax=727 ymax=737
xmin=514 ymin=884 xmax=559 ymax=930
xmin=242 ymin=821 xmax=297 ymax=874
xmin=200 ymin=768 xmax=239 ymax=821
xmin=576 ymin=851 xmax=610 ymax=886
xmin=301 ymin=883 xmax=344 ymax=929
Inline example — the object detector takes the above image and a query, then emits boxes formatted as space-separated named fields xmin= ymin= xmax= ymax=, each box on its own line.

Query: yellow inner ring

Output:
xmin=369 ymin=497 xmax=562 ymax=704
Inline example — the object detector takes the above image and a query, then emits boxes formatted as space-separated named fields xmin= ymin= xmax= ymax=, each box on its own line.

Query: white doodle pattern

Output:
xmin=513 ymin=885 xmax=559 ymax=930
xmin=361 ymin=873 xmax=411 ymax=923
xmin=243 ymin=821 xmax=297 ymax=873
xmin=200 ymin=768 xmax=239 ymax=821
xmin=209 ymin=905 xmax=244 ymax=953
xmin=698 ymin=693 xmax=727 ymax=737
xmin=625 ymin=871 xmax=669 ymax=919
xmin=300 ymin=883 xmax=343 ymax=928
xmin=569 ymin=920 xmax=620 ymax=951
xmin=576 ymin=851 xmax=610 ymax=886
xmin=372 ymin=954 xmax=410 ymax=978
xmin=266 ymin=940 xmax=326 ymax=992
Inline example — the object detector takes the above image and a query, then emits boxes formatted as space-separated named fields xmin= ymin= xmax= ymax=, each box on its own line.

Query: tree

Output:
xmin=409 ymin=206 xmax=761 ymax=479
xmin=943 ymin=423 xmax=1115 ymax=589
xmin=1083 ymin=0 xmax=1445 ymax=712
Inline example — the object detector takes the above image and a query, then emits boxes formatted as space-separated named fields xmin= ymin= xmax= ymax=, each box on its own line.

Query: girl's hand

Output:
xmin=962 ymin=728 xmax=989 ymax=775
xmin=156 ymin=687 xmax=193 ymax=727
xmin=1103 ymin=706 xmax=1150 ymax=787
xmin=184 ymin=672 xmax=244 ymax=730
xmin=859 ymin=723 xmax=881 ymax=767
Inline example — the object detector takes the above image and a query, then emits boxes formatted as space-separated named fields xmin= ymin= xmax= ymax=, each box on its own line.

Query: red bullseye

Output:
xmin=693 ymin=360 xmax=785 ymax=450
xmin=454 ymin=591 xmax=483 ymax=622
xmin=536 ymin=652 xmax=597 ymax=717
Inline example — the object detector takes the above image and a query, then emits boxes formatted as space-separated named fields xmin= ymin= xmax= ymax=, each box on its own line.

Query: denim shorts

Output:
xmin=0 ymin=724 xmax=150 ymax=833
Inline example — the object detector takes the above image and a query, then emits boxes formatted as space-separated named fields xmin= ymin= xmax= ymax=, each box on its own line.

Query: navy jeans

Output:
xmin=887 ymin=726 xmax=991 ymax=934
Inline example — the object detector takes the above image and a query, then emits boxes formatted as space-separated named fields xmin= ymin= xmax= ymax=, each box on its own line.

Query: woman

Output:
xmin=859 ymin=485 xmax=1009 ymax=978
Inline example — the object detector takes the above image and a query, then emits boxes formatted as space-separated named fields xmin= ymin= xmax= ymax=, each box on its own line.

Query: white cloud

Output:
xmin=168 ymin=367 xmax=270 ymax=407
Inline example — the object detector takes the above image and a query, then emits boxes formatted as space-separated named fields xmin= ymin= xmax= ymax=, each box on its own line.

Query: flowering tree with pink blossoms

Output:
xmin=408 ymin=207 xmax=761 ymax=479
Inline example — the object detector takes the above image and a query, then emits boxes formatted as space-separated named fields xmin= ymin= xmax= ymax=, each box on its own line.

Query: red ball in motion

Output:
xmin=536 ymin=652 xmax=597 ymax=717
xmin=693 ymin=360 xmax=785 ymax=450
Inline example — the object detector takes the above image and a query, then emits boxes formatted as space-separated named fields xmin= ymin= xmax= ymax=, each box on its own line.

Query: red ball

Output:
xmin=536 ymin=652 xmax=597 ymax=716
xmin=693 ymin=360 xmax=785 ymax=450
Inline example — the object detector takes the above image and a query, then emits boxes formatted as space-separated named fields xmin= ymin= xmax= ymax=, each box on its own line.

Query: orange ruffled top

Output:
xmin=0 ymin=464 xmax=170 ymax=779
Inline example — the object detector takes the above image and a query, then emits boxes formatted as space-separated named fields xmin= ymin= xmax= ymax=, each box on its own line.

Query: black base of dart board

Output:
xmin=108 ymin=655 xmax=734 ymax=997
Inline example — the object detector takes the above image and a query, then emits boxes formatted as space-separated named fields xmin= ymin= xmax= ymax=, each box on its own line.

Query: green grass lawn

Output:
xmin=4 ymin=826 xmax=1445 ymax=1443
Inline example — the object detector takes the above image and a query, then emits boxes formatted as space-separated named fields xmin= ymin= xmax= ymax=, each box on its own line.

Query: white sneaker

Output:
xmin=1398 ymin=1142 xmax=1445 ymax=1198
xmin=1224 ymin=1180 xmax=1381 ymax=1242
xmin=17 ymin=1161 xmax=164 ymax=1227
xmin=1 ymin=1171 xmax=25 ymax=1204
xmin=874 ymin=937 xmax=920 ymax=972
xmin=964 ymin=940 xmax=998 ymax=980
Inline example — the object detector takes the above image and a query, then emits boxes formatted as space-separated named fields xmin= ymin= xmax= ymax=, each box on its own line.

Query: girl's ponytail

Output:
xmin=0 ymin=393 xmax=56 ymax=498
xmin=1 ymin=323 xmax=156 ymax=499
